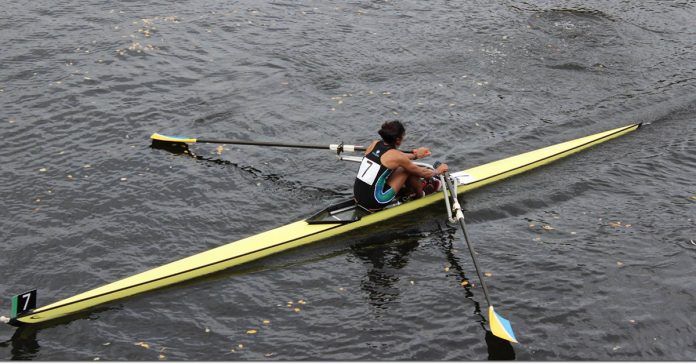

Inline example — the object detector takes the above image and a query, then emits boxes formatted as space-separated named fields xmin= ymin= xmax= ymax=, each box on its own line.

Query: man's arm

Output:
xmin=391 ymin=152 xmax=448 ymax=178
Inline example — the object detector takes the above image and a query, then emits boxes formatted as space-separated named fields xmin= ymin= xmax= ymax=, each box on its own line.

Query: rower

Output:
xmin=353 ymin=120 xmax=449 ymax=211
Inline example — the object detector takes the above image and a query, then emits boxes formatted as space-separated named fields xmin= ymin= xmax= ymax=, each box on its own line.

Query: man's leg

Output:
xmin=388 ymin=167 xmax=424 ymax=197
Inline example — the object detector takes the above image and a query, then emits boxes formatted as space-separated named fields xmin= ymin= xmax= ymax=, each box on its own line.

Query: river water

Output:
xmin=1 ymin=0 xmax=695 ymax=360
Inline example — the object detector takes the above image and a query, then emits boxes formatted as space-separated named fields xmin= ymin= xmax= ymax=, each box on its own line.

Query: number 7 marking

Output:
xmin=361 ymin=160 xmax=374 ymax=177
xmin=22 ymin=293 xmax=32 ymax=310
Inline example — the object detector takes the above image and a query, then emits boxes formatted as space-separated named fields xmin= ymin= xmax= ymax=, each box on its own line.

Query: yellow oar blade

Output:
xmin=489 ymin=306 xmax=518 ymax=343
xmin=150 ymin=133 xmax=197 ymax=143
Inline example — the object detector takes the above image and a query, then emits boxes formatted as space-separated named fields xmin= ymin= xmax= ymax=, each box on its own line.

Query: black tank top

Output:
xmin=353 ymin=141 xmax=397 ymax=210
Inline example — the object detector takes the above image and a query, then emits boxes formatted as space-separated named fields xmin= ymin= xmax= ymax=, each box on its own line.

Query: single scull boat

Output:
xmin=5 ymin=123 xmax=640 ymax=326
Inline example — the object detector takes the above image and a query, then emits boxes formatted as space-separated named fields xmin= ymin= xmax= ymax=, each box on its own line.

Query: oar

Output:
xmin=434 ymin=162 xmax=518 ymax=344
xmin=150 ymin=133 xmax=367 ymax=153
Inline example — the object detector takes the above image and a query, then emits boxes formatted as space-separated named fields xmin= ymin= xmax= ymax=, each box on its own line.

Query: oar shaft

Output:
xmin=441 ymin=170 xmax=493 ymax=308
xmin=150 ymin=133 xmax=367 ymax=152
xmin=197 ymin=138 xmax=366 ymax=152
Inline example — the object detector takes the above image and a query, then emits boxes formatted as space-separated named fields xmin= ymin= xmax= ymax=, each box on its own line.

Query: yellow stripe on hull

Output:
xmin=14 ymin=123 xmax=640 ymax=325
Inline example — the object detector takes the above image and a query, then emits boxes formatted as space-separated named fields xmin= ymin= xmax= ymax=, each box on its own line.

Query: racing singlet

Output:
xmin=353 ymin=141 xmax=397 ymax=210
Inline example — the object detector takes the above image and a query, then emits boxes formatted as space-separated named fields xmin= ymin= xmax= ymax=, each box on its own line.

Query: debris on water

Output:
xmin=298 ymin=299 xmax=306 ymax=305
xmin=612 ymin=345 xmax=621 ymax=351
xmin=484 ymin=272 xmax=493 ymax=277
xmin=205 ymin=327 xmax=210 ymax=333
xmin=294 ymin=307 xmax=301 ymax=313
xmin=691 ymin=240 xmax=696 ymax=246
xmin=102 ymin=342 xmax=111 ymax=346
xmin=688 ymin=195 xmax=696 ymax=201
xmin=533 ymin=237 xmax=541 ymax=241
xmin=609 ymin=221 xmax=622 ymax=228
xmin=135 ymin=342 xmax=150 ymax=349
xmin=238 ymin=344 xmax=244 ymax=349
xmin=460 ymin=280 xmax=469 ymax=286
xmin=617 ymin=261 xmax=624 ymax=267
xmin=94 ymin=357 xmax=100 ymax=361
xmin=529 ymin=223 xmax=536 ymax=228
xmin=571 ymin=231 xmax=577 ymax=235
xmin=158 ymin=354 xmax=166 ymax=360
xmin=68 ymin=174 xmax=74 ymax=179
xmin=629 ymin=319 xmax=636 ymax=324
xmin=83 ymin=164 xmax=91 ymax=168
xmin=265 ymin=352 xmax=275 ymax=357
xmin=39 ymin=168 xmax=47 ymax=172
xmin=339 ymin=287 xmax=345 ymax=291
xmin=542 ymin=225 xmax=554 ymax=231
xmin=216 ymin=145 xmax=224 ymax=155
xmin=120 ymin=177 xmax=127 ymax=181
xmin=263 ymin=320 xmax=270 ymax=325
xmin=444 ymin=266 xmax=450 ymax=272
xmin=246 ymin=329 xmax=257 ymax=334
xmin=0 ymin=316 xmax=9 ymax=324
xmin=410 ymin=280 xmax=415 ymax=285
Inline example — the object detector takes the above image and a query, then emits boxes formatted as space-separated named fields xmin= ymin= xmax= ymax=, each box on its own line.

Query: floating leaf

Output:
xmin=158 ymin=354 xmax=166 ymax=360
xmin=135 ymin=342 xmax=150 ymax=349
xmin=542 ymin=225 xmax=554 ymax=230
xmin=484 ymin=272 xmax=492 ymax=277
xmin=294 ymin=307 xmax=301 ymax=313
xmin=246 ymin=329 xmax=257 ymax=334
xmin=460 ymin=280 xmax=469 ymax=286
xmin=263 ymin=320 xmax=270 ymax=325
xmin=298 ymin=300 xmax=306 ymax=305
xmin=444 ymin=266 xmax=450 ymax=272
xmin=609 ymin=221 xmax=622 ymax=228
xmin=216 ymin=145 xmax=224 ymax=155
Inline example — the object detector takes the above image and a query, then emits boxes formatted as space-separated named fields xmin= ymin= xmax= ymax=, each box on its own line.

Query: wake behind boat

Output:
xmin=4 ymin=123 xmax=640 ymax=331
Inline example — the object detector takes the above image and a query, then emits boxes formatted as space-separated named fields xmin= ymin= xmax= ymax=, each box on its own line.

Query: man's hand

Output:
xmin=412 ymin=147 xmax=431 ymax=159
xmin=435 ymin=163 xmax=449 ymax=175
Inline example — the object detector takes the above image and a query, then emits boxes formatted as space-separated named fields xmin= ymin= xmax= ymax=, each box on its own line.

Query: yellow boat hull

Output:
xmin=12 ymin=123 xmax=640 ymax=325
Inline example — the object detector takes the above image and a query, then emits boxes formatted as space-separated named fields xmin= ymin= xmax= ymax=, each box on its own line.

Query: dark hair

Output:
xmin=378 ymin=120 xmax=405 ymax=144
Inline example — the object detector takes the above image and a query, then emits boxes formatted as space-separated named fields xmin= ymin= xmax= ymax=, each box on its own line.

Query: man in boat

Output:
xmin=354 ymin=120 xmax=449 ymax=211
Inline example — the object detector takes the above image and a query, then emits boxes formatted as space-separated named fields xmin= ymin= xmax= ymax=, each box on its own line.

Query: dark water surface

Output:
xmin=2 ymin=0 xmax=695 ymax=360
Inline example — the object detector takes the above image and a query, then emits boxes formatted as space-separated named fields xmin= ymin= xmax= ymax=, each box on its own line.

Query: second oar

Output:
xmin=150 ymin=133 xmax=366 ymax=153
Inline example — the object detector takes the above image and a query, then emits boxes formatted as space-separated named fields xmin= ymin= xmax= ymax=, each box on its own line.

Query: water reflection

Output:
xmin=351 ymin=235 xmax=420 ymax=309
xmin=4 ymin=326 xmax=39 ymax=360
